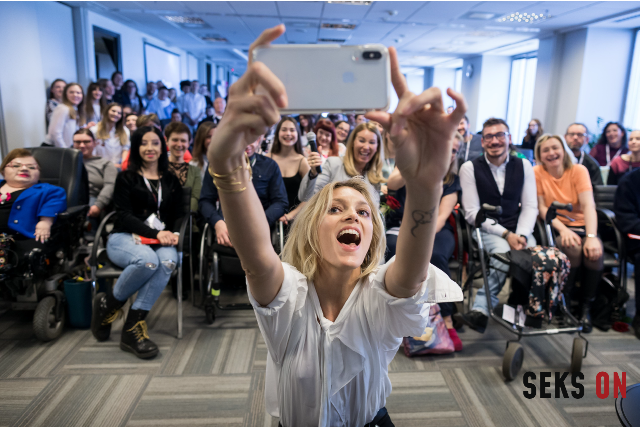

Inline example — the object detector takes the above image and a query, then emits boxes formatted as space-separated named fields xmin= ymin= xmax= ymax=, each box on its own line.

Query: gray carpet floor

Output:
xmin=0 ymin=273 xmax=637 ymax=427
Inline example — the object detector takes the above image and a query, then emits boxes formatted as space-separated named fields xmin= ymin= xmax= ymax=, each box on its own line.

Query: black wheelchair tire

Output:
xmin=502 ymin=342 xmax=524 ymax=381
xmin=570 ymin=338 xmax=584 ymax=374
xmin=33 ymin=296 xmax=65 ymax=342
xmin=205 ymin=304 xmax=215 ymax=325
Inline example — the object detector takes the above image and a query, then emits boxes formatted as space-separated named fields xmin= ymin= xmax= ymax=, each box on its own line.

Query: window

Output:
xmin=506 ymin=56 xmax=537 ymax=145
xmin=624 ymin=29 xmax=640 ymax=129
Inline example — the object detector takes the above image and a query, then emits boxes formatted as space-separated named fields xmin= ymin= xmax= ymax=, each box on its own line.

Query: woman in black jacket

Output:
xmin=91 ymin=126 xmax=183 ymax=359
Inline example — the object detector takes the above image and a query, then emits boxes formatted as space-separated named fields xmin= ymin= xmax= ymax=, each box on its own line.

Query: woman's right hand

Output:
xmin=206 ymin=25 xmax=288 ymax=172
xmin=307 ymin=152 xmax=322 ymax=177
xmin=156 ymin=230 xmax=178 ymax=246
xmin=214 ymin=220 xmax=233 ymax=247
xmin=559 ymin=228 xmax=582 ymax=248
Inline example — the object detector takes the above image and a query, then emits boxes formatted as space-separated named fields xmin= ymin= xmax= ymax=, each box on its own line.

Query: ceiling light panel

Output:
xmin=322 ymin=2 xmax=371 ymax=20
xmin=229 ymin=1 xmax=279 ymax=16
xmin=182 ymin=1 xmax=236 ymax=14
xmin=321 ymin=22 xmax=357 ymax=30
xmin=366 ymin=1 xmax=427 ymax=23
xmin=459 ymin=11 xmax=496 ymax=20
xmin=277 ymin=1 xmax=324 ymax=18
xmin=407 ymin=2 xmax=477 ymax=24
xmin=497 ymin=12 xmax=549 ymax=24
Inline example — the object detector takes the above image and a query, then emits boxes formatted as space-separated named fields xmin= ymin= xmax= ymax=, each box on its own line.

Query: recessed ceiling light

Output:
xmin=327 ymin=1 xmax=372 ymax=5
xmin=322 ymin=23 xmax=357 ymax=30
xmin=201 ymin=35 xmax=228 ymax=43
xmin=165 ymin=16 xmax=205 ymax=25
xmin=497 ymin=11 xmax=550 ymax=24
xmin=460 ymin=11 xmax=496 ymax=20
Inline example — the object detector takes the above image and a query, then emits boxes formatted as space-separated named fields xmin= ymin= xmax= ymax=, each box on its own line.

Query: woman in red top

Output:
xmin=534 ymin=134 xmax=603 ymax=332
xmin=607 ymin=130 xmax=640 ymax=185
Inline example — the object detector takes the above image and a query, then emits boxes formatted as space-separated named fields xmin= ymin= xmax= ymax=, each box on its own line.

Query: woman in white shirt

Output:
xmin=45 ymin=83 xmax=86 ymax=148
xmin=206 ymin=25 xmax=465 ymax=427
xmin=45 ymin=79 xmax=66 ymax=128
xmin=84 ymin=82 xmax=104 ymax=126
xmin=90 ymin=103 xmax=130 ymax=167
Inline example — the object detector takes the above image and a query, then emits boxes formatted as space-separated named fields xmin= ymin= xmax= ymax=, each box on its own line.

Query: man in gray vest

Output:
xmin=457 ymin=118 xmax=538 ymax=333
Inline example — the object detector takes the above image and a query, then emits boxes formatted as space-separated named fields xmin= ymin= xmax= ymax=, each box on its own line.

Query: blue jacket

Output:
xmin=199 ymin=154 xmax=288 ymax=228
xmin=1 ymin=181 xmax=67 ymax=239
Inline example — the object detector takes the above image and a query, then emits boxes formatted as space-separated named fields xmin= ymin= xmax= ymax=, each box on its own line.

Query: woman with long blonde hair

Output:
xmin=90 ymin=103 xmax=130 ymax=167
xmin=206 ymin=25 xmax=464 ymax=426
xmin=45 ymin=83 xmax=86 ymax=148
xmin=300 ymin=121 xmax=386 ymax=204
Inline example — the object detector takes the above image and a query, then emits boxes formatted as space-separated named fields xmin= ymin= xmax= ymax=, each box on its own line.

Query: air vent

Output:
xmin=321 ymin=23 xmax=356 ymax=30
xmin=201 ymin=35 xmax=228 ymax=43
xmin=318 ymin=38 xmax=347 ymax=43
xmin=165 ymin=16 xmax=205 ymax=25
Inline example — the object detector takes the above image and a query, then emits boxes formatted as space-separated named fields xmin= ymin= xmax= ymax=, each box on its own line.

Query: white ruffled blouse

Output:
xmin=248 ymin=257 xmax=463 ymax=427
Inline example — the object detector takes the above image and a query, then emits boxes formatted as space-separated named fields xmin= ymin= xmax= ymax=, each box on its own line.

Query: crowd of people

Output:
xmin=0 ymin=28 xmax=637 ymax=379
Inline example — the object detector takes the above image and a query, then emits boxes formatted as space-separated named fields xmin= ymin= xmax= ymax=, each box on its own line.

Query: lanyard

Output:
xmin=605 ymin=144 xmax=622 ymax=166
xmin=465 ymin=139 xmax=471 ymax=161
xmin=578 ymin=151 xmax=584 ymax=165
xmin=142 ymin=175 xmax=162 ymax=216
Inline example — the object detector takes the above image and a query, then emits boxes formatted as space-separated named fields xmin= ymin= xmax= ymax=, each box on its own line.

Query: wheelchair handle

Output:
xmin=545 ymin=202 xmax=573 ymax=225
xmin=551 ymin=201 xmax=573 ymax=212
xmin=481 ymin=204 xmax=502 ymax=214
xmin=475 ymin=204 xmax=502 ymax=229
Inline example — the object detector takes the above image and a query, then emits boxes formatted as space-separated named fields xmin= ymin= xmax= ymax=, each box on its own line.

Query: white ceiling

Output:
xmin=70 ymin=1 xmax=640 ymax=72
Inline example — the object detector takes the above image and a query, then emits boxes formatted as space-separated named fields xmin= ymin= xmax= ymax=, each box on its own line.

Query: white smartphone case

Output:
xmin=252 ymin=44 xmax=390 ymax=114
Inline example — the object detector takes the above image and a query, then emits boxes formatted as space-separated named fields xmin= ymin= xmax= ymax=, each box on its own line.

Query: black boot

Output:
xmin=91 ymin=292 xmax=125 ymax=341
xmin=579 ymin=268 xmax=602 ymax=334
xmin=120 ymin=309 xmax=159 ymax=359
xmin=632 ymin=315 xmax=640 ymax=340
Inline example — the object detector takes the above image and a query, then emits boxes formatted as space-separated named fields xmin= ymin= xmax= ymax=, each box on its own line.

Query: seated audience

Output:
xmin=72 ymin=129 xmax=117 ymax=221
xmin=170 ymin=109 xmax=182 ymax=124
xmin=386 ymin=133 xmax=463 ymax=351
xmin=168 ymin=88 xmax=177 ymax=104
xmin=314 ymin=118 xmax=343 ymax=160
xmin=534 ymin=134 xmax=603 ymax=332
xmin=213 ymin=96 xmax=226 ymax=123
xmin=122 ymin=105 xmax=133 ymax=117
xmin=114 ymin=79 xmax=144 ymax=115
xmin=145 ymin=87 xmax=175 ymax=121
xmin=142 ymin=81 xmax=157 ymax=110
xmin=565 ymin=123 xmax=603 ymax=186
xmin=45 ymin=83 xmax=86 ymax=148
xmin=98 ymin=78 xmax=115 ymax=104
xmin=267 ymin=117 xmax=310 ymax=227
xmin=137 ymin=113 xmax=161 ymax=130
xmin=608 ymin=130 xmax=640 ymax=185
xmin=355 ymin=114 xmax=368 ymax=125
xmin=164 ymin=122 xmax=202 ymax=212
xmin=190 ymin=121 xmax=216 ymax=181
xmin=613 ymin=168 xmax=640 ymax=339
xmin=297 ymin=114 xmax=315 ymax=147
xmin=45 ymin=79 xmax=66 ymax=128
xmin=521 ymin=119 xmax=543 ymax=150
xmin=299 ymin=122 xmax=385 ymax=205
xmin=0 ymin=149 xmax=66 ymax=258
xmin=457 ymin=115 xmax=483 ymax=165
xmin=590 ymin=121 xmax=628 ymax=166
xmin=125 ymin=113 xmax=138 ymax=133
xmin=90 ymin=103 xmax=130 ymax=167
xmin=91 ymin=126 xmax=182 ymax=359
xmin=457 ymin=118 xmax=538 ymax=333
xmin=199 ymin=136 xmax=287 ymax=246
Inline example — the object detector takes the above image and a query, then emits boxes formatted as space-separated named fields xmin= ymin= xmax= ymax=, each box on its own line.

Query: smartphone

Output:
xmin=252 ymin=44 xmax=390 ymax=114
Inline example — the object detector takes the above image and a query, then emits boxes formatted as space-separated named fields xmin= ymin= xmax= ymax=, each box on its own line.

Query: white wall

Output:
xmin=461 ymin=56 xmax=483 ymax=133
xmin=432 ymin=68 xmax=456 ymax=110
xmin=36 ymin=2 xmax=77 ymax=90
xmin=0 ymin=3 xmax=47 ymax=151
xmin=86 ymin=11 xmax=191 ymax=94
xmin=477 ymin=55 xmax=512 ymax=126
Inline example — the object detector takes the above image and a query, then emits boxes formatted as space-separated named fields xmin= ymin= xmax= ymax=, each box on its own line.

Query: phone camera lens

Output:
xmin=362 ymin=51 xmax=382 ymax=60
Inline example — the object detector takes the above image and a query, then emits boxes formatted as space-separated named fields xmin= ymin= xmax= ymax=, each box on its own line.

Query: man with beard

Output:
xmin=565 ymin=122 xmax=603 ymax=187
xmin=457 ymin=115 xmax=483 ymax=166
xmin=456 ymin=118 xmax=538 ymax=333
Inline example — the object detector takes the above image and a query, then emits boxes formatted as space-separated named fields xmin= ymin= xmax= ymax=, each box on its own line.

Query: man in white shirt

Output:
xmin=142 ymin=81 xmax=157 ymax=110
xmin=456 ymin=118 xmax=538 ymax=333
xmin=182 ymin=80 xmax=206 ymax=130
xmin=145 ymin=87 xmax=175 ymax=120
xmin=175 ymin=80 xmax=191 ymax=114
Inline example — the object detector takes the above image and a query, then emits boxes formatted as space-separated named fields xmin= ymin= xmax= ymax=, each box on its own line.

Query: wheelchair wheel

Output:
xmin=33 ymin=296 xmax=65 ymax=342
xmin=204 ymin=302 xmax=215 ymax=325
xmin=502 ymin=342 xmax=524 ymax=381
xmin=570 ymin=338 xmax=584 ymax=374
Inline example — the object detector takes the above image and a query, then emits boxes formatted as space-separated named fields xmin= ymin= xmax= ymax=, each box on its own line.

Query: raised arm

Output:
xmin=206 ymin=25 xmax=288 ymax=306
xmin=367 ymin=47 xmax=467 ymax=298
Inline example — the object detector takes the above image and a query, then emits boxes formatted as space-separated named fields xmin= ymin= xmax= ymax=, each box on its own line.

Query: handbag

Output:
xmin=403 ymin=304 xmax=454 ymax=356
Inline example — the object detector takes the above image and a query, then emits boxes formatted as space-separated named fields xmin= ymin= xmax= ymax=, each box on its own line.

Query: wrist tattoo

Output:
xmin=410 ymin=207 xmax=435 ymax=237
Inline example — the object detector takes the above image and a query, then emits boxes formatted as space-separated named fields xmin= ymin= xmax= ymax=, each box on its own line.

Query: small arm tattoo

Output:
xmin=411 ymin=207 xmax=435 ymax=237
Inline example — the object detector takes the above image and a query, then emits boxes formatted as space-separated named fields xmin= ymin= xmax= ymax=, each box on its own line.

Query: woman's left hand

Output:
xmin=35 ymin=218 xmax=54 ymax=243
xmin=366 ymin=48 xmax=467 ymax=188
xmin=583 ymin=236 xmax=602 ymax=262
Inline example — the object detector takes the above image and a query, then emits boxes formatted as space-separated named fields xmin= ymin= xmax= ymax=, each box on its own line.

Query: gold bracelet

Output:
xmin=211 ymin=153 xmax=252 ymax=193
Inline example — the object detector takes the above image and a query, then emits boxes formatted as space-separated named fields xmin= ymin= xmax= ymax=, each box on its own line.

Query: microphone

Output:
xmin=306 ymin=131 xmax=322 ymax=174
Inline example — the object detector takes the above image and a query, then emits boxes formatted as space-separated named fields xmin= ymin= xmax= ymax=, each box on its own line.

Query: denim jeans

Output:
xmin=472 ymin=231 xmax=536 ymax=316
xmin=107 ymin=233 xmax=178 ymax=311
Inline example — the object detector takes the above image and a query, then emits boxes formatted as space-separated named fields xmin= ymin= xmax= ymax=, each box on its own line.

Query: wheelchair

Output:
xmin=460 ymin=202 xmax=588 ymax=381
xmin=198 ymin=220 xmax=284 ymax=324
xmin=87 ymin=187 xmax=195 ymax=339
xmin=0 ymin=147 xmax=89 ymax=341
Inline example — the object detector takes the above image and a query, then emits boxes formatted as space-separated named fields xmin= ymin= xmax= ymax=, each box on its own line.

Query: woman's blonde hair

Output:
xmin=96 ymin=103 xmax=128 ymax=146
xmin=343 ymin=122 xmax=386 ymax=185
xmin=535 ymin=134 xmax=573 ymax=172
xmin=282 ymin=178 xmax=386 ymax=282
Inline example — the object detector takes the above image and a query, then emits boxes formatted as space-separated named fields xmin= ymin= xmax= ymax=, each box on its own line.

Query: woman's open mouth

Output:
xmin=336 ymin=227 xmax=361 ymax=250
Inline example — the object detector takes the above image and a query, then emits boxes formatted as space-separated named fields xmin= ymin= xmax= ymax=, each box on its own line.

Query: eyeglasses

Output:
xmin=6 ymin=162 xmax=39 ymax=171
xmin=566 ymin=133 xmax=587 ymax=138
xmin=73 ymin=140 xmax=93 ymax=145
xmin=482 ymin=132 xmax=509 ymax=142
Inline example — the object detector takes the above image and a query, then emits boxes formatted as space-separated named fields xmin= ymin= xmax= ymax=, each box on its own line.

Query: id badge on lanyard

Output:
xmin=143 ymin=176 xmax=163 ymax=226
